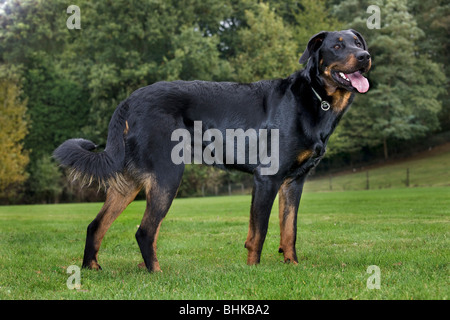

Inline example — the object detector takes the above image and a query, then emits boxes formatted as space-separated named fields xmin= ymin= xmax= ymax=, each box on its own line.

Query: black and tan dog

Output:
xmin=54 ymin=29 xmax=371 ymax=272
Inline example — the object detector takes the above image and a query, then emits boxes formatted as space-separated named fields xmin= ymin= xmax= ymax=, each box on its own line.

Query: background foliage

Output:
xmin=0 ymin=0 xmax=448 ymax=203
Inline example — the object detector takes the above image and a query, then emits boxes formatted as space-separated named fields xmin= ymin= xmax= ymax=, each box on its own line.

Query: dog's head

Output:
xmin=300 ymin=29 xmax=371 ymax=94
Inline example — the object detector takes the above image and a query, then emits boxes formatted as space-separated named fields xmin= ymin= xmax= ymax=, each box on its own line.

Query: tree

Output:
xmin=27 ymin=155 xmax=62 ymax=203
xmin=0 ymin=74 xmax=29 ymax=200
xmin=0 ymin=0 xmax=90 ymax=202
xmin=21 ymin=55 xmax=90 ymax=163
xmin=11 ymin=0 xmax=446 ymax=201
xmin=177 ymin=165 xmax=226 ymax=197
xmin=61 ymin=0 xmax=234 ymax=145
xmin=408 ymin=0 xmax=450 ymax=130
xmin=232 ymin=3 xmax=298 ymax=83
xmin=0 ymin=0 xmax=69 ymax=65
xmin=292 ymin=0 xmax=343 ymax=50
xmin=230 ymin=0 xmax=342 ymax=82
xmin=331 ymin=0 xmax=445 ymax=159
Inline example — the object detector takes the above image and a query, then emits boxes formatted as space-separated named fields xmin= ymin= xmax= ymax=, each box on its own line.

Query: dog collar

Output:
xmin=311 ymin=87 xmax=331 ymax=111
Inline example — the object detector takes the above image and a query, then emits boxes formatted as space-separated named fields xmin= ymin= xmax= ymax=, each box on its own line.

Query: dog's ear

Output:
xmin=299 ymin=31 xmax=328 ymax=64
xmin=349 ymin=29 xmax=368 ymax=50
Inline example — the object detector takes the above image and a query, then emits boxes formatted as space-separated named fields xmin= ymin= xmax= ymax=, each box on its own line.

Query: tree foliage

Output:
xmin=0 ymin=0 xmax=448 ymax=202
xmin=408 ymin=0 xmax=450 ymax=130
xmin=0 ymin=73 xmax=29 ymax=199
xmin=330 ymin=0 xmax=446 ymax=159
xmin=232 ymin=3 xmax=298 ymax=82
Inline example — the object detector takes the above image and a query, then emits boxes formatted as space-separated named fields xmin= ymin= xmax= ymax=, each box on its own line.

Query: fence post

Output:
xmin=366 ymin=171 xmax=370 ymax=190
xmin=406 ymin=168 xmax=410 ymax=187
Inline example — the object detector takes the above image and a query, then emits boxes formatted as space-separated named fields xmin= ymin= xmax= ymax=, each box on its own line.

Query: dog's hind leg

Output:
xmin=82 ymin=183 xmax=141 ymax=270
xmin=135 ymin=166 xmax=184 ymax=272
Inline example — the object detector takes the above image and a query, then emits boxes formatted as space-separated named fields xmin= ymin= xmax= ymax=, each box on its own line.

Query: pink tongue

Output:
xmin=346 ymin=72 xmax=369 ymax=93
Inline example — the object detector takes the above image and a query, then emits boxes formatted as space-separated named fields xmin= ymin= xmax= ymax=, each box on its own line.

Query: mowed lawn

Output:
xmin=305 ymin=143 xmax=450 ymax=192
xmin=0 ymin=187 xmax=448 ymax=300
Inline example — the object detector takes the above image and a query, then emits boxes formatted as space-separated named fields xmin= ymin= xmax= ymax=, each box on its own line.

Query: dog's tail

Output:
xmin=53 ymin=101 xmax=130 ymax=191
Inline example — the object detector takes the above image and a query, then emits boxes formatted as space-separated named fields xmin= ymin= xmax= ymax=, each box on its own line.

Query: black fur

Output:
xmin=54 ymin=101 xmax=129 ymax=185
xmin=54 ymin=29 xmax=371 ymax=271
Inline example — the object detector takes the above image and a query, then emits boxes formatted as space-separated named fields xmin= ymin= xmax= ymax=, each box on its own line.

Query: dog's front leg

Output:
xmin=245 ymin=175 xmax=281 ymax=265
xmin=278 ymin=176 xmax=307 ymax=264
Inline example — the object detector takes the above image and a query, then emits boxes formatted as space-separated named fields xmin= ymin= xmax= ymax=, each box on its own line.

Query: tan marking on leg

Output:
xmin=245 ymin=215 xmax=264 ymax=265
xmin=93 ymin=187 xmax=140 ymax=249
xmin=137 ymin=174 xmax=173 ymax=272
xmin=150 ymin=221 xmax=162 ymax=272
xmin=245 ymin=232 xmax=263 ymax=265
xmin=87 ymin=261 xmax=102 ymax=270
xmin=279 ymin=208 xmax=298 ymax=264
xmin=297 ymin=150 xmax=313 ymax=164
xmin=124 ymin=120 xmax=129 ymax=135
xmin=141 ymin=173 xmax=159 ymax=197
xmin=278 ymin=181 xmax=299 ymax=264
xmin=84 ymin=183 xmax=141 ymax=269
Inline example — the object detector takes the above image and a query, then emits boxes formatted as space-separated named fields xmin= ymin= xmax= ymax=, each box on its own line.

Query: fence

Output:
xmin=304 ymin=167 xmax=446 ymax=193
xmin=194 ymin=165 xmax=447 ymax=197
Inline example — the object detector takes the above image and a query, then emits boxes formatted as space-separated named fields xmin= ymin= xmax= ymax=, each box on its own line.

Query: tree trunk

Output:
xmin=383 ymin=138 xmax=389 ymax=160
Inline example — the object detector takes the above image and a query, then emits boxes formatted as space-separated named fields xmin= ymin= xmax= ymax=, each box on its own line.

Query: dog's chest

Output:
xmin=288 ymin=111 xmax=341 ymax=177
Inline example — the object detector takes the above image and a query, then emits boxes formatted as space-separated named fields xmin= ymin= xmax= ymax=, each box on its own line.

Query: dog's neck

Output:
xmin=318 ymin=75 xmax=355 ymax=113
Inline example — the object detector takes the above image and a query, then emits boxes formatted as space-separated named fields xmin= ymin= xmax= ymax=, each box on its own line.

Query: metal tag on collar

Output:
xmin=311 ymin=86 xmax=331 ymax=111
xmin=321 ymin=101 xmax=331 ymax=111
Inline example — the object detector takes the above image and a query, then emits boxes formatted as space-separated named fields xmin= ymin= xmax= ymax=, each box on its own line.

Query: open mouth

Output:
xmin=332 ymin=70 xmax=369 ymax=93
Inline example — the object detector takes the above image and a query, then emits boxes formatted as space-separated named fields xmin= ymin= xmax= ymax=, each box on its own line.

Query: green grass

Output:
xmin=304 ymin=144 xmax=450 ymax=192
xmin=0 ymin=187 xmax=448 ymax=300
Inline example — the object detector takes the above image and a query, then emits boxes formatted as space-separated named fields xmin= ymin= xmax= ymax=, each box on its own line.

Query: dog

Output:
xmin=54 ymin=29 xmax=371 ymax=272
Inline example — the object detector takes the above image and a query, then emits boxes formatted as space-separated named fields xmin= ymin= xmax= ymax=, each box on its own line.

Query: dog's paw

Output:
xmin=138 ymin=261 xmax=162 ymax=273
xmin=82 ymin=261 xmax=102 ymax=270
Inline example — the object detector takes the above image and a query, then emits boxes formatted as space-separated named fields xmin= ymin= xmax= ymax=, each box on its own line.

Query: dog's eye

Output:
xmin=355 ymin=42 xmax=362 ymax=48
xmin=333 ymin=44 xmax=341 ymax=50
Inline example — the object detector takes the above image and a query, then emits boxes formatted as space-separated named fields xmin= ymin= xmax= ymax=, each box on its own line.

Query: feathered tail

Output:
xmin=53 ymin=101 xmax=130 ymax=191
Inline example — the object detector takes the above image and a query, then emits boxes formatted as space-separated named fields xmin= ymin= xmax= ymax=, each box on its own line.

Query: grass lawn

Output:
xmin=0 ymin=187 xmax=448 ymax=300
xmin=305 ymin=143 xmax=450 ymax=192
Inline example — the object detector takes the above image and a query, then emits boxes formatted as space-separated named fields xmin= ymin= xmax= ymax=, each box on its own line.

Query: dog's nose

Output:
xmin=356 ymin=51 xmax=371 ymax=62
